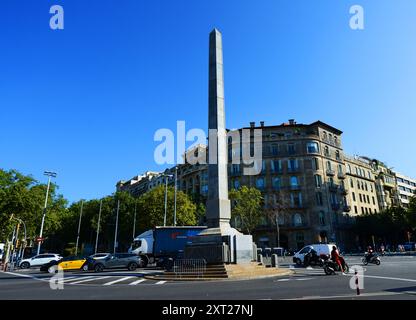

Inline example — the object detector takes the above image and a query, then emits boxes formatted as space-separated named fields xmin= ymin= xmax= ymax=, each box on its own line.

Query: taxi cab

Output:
xmin=41 ymin=255 xmax=93 ymax=273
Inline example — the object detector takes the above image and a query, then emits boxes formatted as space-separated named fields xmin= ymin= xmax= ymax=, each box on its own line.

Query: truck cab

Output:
xmin=130 ymin=230 xmax=154 ymax=256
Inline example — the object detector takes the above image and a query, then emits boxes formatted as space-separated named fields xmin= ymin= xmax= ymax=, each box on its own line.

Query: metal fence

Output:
xmin=173 ymin=259 xmax=207 ymax=278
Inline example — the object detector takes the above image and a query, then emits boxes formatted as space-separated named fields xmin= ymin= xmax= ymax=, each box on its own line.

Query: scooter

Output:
xmin=323 ymin=256 xmax=349 ymax=275
xmin=362 ymin=252 xmax=381 ymax=265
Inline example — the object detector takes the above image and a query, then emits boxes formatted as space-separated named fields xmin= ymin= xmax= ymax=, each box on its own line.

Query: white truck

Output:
xmin=128 ymin=226 xmax=206 ymax=267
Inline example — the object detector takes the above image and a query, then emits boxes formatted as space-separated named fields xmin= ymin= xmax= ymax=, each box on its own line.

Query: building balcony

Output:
xmin=326 ymin=169 xmax=335 ymax=176
xmin=338 ymin=172 xmax=346 ymax=179
xmin=328 ymin=184 xmax=338 ymax=192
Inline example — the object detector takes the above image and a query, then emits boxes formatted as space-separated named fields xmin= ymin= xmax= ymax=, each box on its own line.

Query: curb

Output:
xmin=143 ymin=269 xmax=293 ymax=282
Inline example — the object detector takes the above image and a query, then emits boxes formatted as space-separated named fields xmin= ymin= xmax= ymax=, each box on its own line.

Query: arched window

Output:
xmin=293 ymin=214 xmax=302 ymax=226
xmin=335 ymin=150 xmax=341 ymax=160
xmin=324 ymin=146 xmax=329 ymax=156
xmin=290 ymin=176 xmax=299 ymax=187
xmin=272 ymin=177 xmax=281 ymax=190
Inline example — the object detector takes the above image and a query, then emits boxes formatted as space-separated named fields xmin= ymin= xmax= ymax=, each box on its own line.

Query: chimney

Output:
xmin=250 ymin=121 xmax=255 ymax=128
xmin=260 ymin=121 xmax=265 ymax=127
xmin=289 ymin=119 xmax=295 ymax=125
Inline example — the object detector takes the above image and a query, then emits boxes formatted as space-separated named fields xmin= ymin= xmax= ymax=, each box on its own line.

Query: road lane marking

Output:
xmin=70 ymin=276 xmax=111 ymax=284
xmin=296 ymin=278 xmax=313 ymax=281
xmin=61 ymin=276 xmax=96 ymax=283
xmin=276 ymin=279 xmax=290 ymax=282
xmin=155 ymin=281 xmax=166 ymax=285
xmin=357 ymin=275 xmax=416 ymax=283
xmin=103 ymin=276 xmax=133 ymax=286
xmin=129 ymin=279 xmax=146 ymax=285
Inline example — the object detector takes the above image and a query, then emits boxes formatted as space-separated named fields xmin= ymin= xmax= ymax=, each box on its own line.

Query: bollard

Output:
xmin=271 ymin=254 xmax=279 ymax=268
xmin=257 ymin=254 xmax=263 ymax=265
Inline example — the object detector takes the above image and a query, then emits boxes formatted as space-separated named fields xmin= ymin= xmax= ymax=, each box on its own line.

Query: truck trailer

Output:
xmin=128 ymin=226 xmax=207 ymax=267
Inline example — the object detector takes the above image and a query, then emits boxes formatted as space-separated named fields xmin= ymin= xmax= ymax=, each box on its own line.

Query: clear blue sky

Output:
xmin=1 ymin=0 xmax=415 ymax=204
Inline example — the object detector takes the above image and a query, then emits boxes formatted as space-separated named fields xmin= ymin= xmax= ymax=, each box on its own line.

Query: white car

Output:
xmin=293 ymin=244 xmax=335 ymax=265
xmin=19 ymin=253 xmax=62 ymax=269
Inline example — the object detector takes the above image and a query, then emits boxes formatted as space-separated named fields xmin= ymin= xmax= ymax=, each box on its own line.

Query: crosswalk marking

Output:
xmin=70 ymin=276 xmax=111 ymax=284
xmin=103 ymin=276 xmax=134 ymax=286
xmin=129 ymin=279 xmax=146 ymax=285
xmin=155 ymin=280 xmax=166 ymax=285
xmin=61 ymin=276 xmax=95 ymax=283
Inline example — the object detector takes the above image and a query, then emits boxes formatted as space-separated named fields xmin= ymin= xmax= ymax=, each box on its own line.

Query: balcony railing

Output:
xmin=338 ymin=172 xmax=346 ymax=179
xmin=326 ymin=169 xmax=335 ymax=176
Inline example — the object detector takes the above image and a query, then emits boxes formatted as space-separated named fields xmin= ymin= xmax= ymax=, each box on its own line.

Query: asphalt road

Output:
xmin=1 ymin=255 xmax=415 ymax=300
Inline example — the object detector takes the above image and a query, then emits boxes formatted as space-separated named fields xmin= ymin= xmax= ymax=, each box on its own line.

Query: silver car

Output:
xmin=90 ymin=253 xmax=142 ymax=272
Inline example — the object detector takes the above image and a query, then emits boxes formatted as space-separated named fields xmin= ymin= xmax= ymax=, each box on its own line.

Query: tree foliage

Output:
xmin=229 ymin=186 xmax=263 ymax=235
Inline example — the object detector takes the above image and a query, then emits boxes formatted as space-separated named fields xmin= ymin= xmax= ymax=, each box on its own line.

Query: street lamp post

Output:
xmin=174 ymin=166 xmax=177 ymax=226
xmin=95 ymin=200 xmax=102 ymax=255
xmin=37 ymin=171 xmax=57 ymax=255
xmin=162 ymin=174 xmax=174 ymax=227
xmin=132 ymin=203 xmax=137 ymax=240
xmin=75 ymin=200 xmax=84 ymax=256
xmin=114 ymin=200 xmax=120 ymax=254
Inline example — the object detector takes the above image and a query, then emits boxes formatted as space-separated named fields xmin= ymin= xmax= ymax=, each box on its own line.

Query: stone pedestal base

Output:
xmin=185 ymin=225 xmax=253 ymax=264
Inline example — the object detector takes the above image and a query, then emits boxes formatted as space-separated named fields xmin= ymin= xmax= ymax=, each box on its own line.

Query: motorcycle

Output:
xmin=303 ymin=251 xmax=327 ymax=267
xmin=323 ymin=256 xmax=349 ymax=275
xmin=362 ymin=252 xmax=381 ymax=265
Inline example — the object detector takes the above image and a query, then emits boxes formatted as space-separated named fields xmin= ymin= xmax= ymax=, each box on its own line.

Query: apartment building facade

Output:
xmin=396 ymin=173 xmax=416 ymax=208
xmin=344 ymin=156 xmax=380 ymax=216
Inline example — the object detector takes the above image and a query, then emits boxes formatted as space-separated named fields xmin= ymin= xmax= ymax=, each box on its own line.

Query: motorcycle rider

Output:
xmin=366 ymin=246 xmax=374 ymax=262
xmin=331 ymin=245 xmax=344 ymax=273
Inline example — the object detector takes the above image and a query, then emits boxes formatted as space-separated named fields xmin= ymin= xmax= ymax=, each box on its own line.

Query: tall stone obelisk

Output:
xmin=206 ymin=29 xmax=231 ymax=230
xmin=185 ymin=29 xmax=254 ymax=265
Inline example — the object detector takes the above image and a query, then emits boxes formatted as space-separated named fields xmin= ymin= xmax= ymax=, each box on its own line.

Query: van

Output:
xmin=293 ymin=244 xmax=335 ymax=265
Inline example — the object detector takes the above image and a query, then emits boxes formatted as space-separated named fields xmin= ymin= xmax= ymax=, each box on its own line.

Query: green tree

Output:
xmin=137 ymin=186 xmax=197 ymax=231
xmin=229 ymin=186 xmax=263 ymax=235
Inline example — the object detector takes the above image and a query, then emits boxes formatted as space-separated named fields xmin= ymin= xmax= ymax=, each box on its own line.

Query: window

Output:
xmin=290 ymin=176 xmax=299 ymax=187
xmin=338 ymin=164 xmax=343 ymax=174
xmin=323 ymin=131 xmax=327 ymax=140
xmin=359 ymin=194 xmax=363 ymax=202
xmin=365 ymin=208 xmax=368 ymax=214
xmin=262 ymin=160 xmax=267 ymax=173
xmin=288 ymin=159 xmax=299 ymax=171
xmin=201 ymin=184 xmax=208 ymax=194
xmin=288 ymin=144 xmax=296 ymax=155
xmin=307 ymin=142 xmax=319 ymax=154
xmin=366 ymin=195 xmax=370 ymax=203
xmin=357 ymin=180 xmax=361 ymax=189
xmin=319 ymin=211 xmax=326 ymax=226
xmin=361 ymin=207 xmax=364 ymax=214
xmin=316 ymin=192 xmax=323 ymax=206
xmin=334 ymin=136 xmax=338 ymax=145
xmin=324 ymin=146 xmax=329 ymax=156
xmin=368 ymin=171 xmax=371 ymax=179
xmin=326 ymin=161 xmax=332 ymax=171
xmin=365 ymin=183 xmax=368 ymax=191
xmin=315 ymin=174 xmax=322 ymax=188
xmin=354 ymin=206 xmax=358 ymax=214
xmin=372 ymin=197 xmax=375 ymax=205
xmin=352 ymin=192 xmax=356 ymax=202
xmin=271 ymin=144 xmax=279 ymax=156
xmin=350 ymin=179 xmax=354 ymax=188
xmin=290 ymin=193 xmax=302 ymax=207
xmin=256 ymin=177 xmax=265 ymax=190
xmin=361 ymin=181 xmax=364 ymax=190
xmin=335 ymin=150 xmax=341 ymax=160
xmin=233 ymin=180 xmax=240 ymax=189
xmin=313 ymin=158 xmax=320 ymax=170
xmin=293 ymin=214 xmax=303 ymax=226
xmin=347 ymin=164 xmax=351 ymax=173
xmin=369 ymin=208 xmax=372 ymax=214
xmin=272 ymin=177 xmax=281 ymax=190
